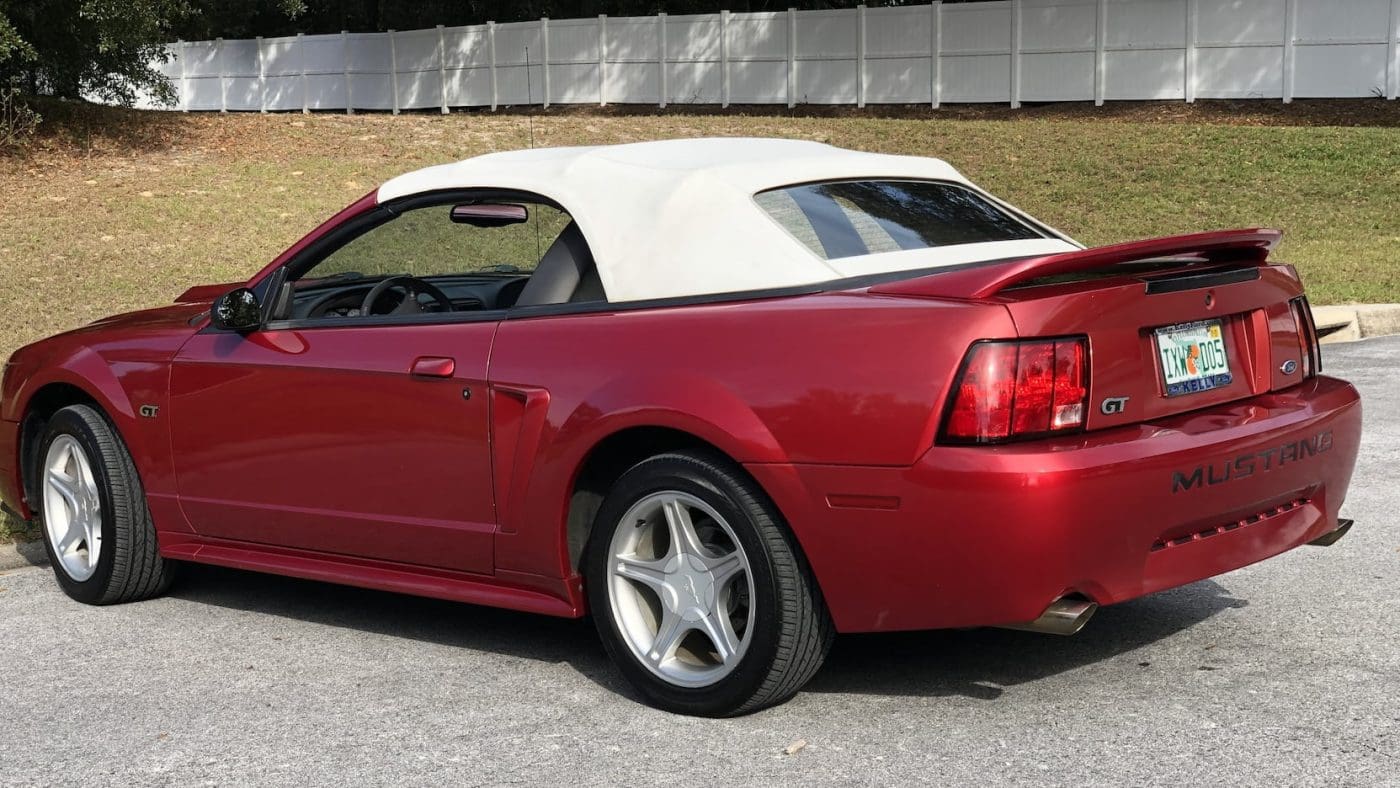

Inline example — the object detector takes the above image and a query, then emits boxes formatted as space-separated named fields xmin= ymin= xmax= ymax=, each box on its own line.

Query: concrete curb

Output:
xmin=0 ymin=540 xmax=47 ymax=572
xmin=1313 ymin=304 xmax=1400 ymax=344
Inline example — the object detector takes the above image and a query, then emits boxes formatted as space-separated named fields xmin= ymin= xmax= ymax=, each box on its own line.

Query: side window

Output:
xmin=305 ymin=201 xmax=572 ymax=281
xmin=281 ymin=198 xmax=593 ymax=320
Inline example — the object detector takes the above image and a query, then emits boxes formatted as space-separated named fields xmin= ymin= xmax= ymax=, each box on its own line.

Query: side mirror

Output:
xmin=211 ymin=287 xmax=262 ymax=332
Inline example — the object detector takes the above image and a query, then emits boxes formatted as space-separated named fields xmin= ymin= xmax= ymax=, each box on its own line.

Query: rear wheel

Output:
xmin=36 ymin=404 xmax=173 ymax=605
xmin=585 ymin=451 xmax=833 ymax=716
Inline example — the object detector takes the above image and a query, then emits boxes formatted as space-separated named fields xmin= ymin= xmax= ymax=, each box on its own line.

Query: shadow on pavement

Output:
xmin=0 ymin=538 xmax=50 ymax=571
xmin=808 ymin=580 xmax=1246 ymax=700
xmin=170 ymin=563 xmax=1244 ymax=703
xmin=168 ymin=563 xmax=631 ymax=697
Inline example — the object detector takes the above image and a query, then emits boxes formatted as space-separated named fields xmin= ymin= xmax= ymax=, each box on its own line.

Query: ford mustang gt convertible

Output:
xmin=0 ymin=138 xmax=1360 ymax=716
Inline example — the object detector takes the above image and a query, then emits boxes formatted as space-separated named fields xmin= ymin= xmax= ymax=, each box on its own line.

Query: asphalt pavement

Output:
xmin=2 ymin=337 xmax=1397 ymax=787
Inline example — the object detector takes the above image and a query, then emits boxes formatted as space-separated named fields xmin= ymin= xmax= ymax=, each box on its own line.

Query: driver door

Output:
xmin=167 ymin=197 xmax=564 ymax=574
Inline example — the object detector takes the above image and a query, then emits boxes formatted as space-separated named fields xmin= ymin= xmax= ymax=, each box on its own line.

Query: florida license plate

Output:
xmin=1155 ymin=319 xmax=1232 ymax=397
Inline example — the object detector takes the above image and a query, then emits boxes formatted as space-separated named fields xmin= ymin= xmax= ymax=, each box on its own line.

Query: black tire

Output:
xmin=34 ymin=404 xmax=173 ymax=605
xmin=584 ymin=450 xmax=833 ymax=716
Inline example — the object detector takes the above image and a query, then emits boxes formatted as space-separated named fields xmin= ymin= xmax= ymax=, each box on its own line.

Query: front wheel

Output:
xmin=584 ymin=451 xmax=833 ymax=716
xmin=36 ymin=404 xmax=173 ymax=605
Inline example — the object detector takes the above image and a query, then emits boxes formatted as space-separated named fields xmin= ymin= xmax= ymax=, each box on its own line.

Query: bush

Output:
xmin=0 ymin=1 xmax=187 ymax=107
xmin=0 ymin=87 xmax=38 ymax=148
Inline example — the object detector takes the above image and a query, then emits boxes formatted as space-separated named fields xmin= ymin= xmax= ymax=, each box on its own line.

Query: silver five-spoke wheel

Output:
xmin=36 ymin=404 xmax=173 ymax=605
xmin=587 ymin=451 xmax=833 ymax=715
xmin=42 ymin=434 xmax=103 ymax=582
xmin=607 ymin=491 xmax=755 ymax=688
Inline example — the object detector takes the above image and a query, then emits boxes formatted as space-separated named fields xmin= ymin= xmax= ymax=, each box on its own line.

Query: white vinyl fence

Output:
xmin=153 ymin=0 xmax=1400 ymax=112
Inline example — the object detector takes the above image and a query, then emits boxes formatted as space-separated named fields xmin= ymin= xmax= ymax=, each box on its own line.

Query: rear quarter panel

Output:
xmin=488 ymin=291 xmax=1015 ymax=580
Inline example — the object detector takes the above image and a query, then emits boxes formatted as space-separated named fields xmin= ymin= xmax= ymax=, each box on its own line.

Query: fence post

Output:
xmin=542 ymin=17 xmax=551 ymax=108
xmin=216 ymin=38 xmax=227 ymax=113
xmin=931 ymin=2 xmax=941 ymax=108
xmin=1185 ymin=0 xmax=1197 ymax=103
xmin=1390 ymin=0 xmax=1400 ymax=99
xmin=1282 ymin=0 xmax=1296 ymax=103
xmin=658 ymin=13 xmax=668 ymax=108
xmin=1010 ymin=0 xmax=1022 ymax=108
xmin=856 ymin=5 xmax=866 ymax=109
xmin=488 ymin=21 xmax=498 ymax=111
xmin=721 ymin=10 xmax=731 ymax=108
xmin=342 ymin=31 xmax=353 ymax=114
xmin=437 ymin=25 xmax=449 ymax=113
xmin=599 ymin=15 xmax=608 ymax=106
xmin=298 ymin=32 xmax=309 ymax=114
xmin=388 ymin=29 xmax=400 ymax=114
xmin=1094 ymin=0 xmax=1106 ymax=106
xmin=178 ymin=40 xmax=188 ymax=112
xmin=257 ymin=36 xmax=267 ymax=113
xmin=787 ymin=7 xmax=797 ymax=108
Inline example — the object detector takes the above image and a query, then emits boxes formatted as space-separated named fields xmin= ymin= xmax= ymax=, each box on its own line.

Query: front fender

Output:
xmin=7 ymin=346 xmax=139 ymax=428
xmin=2 ymin=348 xmax=142 ymax=519
xmin=6 ymin=341 xmax=182 ymax=510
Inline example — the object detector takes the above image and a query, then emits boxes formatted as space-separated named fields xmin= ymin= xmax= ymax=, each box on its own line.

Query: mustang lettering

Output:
xmin=1172 ymin=430 xmax=1335 ymax=493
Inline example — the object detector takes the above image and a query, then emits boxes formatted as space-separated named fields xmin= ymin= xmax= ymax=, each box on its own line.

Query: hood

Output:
xmin=82 ymin=301 xmax=211 ymax=333
xmin=8 ymin=302 xmax=210 ymax=371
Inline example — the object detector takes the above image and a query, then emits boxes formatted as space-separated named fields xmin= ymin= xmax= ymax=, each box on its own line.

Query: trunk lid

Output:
xmin=869 ymin=229 xmax=1313 ymax=429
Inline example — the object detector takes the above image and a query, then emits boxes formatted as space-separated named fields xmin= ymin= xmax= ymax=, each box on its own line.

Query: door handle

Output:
xmin=410 ymin=356 xmax=456 ymax=378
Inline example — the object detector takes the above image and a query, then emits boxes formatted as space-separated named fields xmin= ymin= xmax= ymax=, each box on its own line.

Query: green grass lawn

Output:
xmin=2 ymin=104 xmax=1396 ymax=370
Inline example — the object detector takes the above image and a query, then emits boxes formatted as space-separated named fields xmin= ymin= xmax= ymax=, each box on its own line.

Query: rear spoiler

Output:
xmin=869 ymin=229 xmax=1282 ymax=301
xmin=175 ymin=282 xmax=241 ymax=304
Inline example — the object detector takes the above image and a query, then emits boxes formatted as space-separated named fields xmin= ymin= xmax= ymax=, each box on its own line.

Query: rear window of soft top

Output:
xmin=754 ymin=179 xmax=1045 ymax=261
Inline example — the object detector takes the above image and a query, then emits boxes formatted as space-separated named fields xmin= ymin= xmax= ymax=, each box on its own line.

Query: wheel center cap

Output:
xmin=664 ymin=555 xmax=715 ymax=622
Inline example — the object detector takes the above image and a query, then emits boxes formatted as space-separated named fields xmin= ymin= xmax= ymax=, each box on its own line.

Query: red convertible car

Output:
xmin=0 ymin=139 xmax=1360 ymax=716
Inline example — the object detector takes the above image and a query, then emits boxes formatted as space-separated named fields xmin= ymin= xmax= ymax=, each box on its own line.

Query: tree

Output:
xmin=0 ymin=0 xmax=302 ymax=106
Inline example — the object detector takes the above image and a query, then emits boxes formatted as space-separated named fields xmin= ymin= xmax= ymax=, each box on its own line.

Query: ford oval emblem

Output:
xmin=1281 ymin=359 xmax=1298 ymax=375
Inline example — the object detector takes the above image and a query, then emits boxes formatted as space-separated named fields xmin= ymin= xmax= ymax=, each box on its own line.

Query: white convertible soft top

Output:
xmin=377 ymin=138 xmax=1078 ymax=302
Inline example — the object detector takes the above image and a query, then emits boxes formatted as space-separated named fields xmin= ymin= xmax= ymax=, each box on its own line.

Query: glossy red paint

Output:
xmin=1001 ymin=263 xmax=1310 ymax=430
xmin=1 ymin=302 xmax=212 ymax=521
xmin=0 ymin=206 xmax=1362 ymax=632
xmin=169 ymin=323 xmax=497 ymax=574
xmin=0 ymin=417 xmax=18 ymax=516
xmin=872 ymin=228 xmax=1282 ymax=301
xmin=488 ymin=293 xmax=1016 ymax=585
xmin=748 ymin=375 xmax=1359 ymax=631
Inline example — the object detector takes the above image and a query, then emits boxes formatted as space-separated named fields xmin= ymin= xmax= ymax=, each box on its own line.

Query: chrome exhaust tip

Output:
xmin=1308 ymin=518 xmax=1354 ymax=547
xmin=1000 ymin=597 xmax=1098 ymax=636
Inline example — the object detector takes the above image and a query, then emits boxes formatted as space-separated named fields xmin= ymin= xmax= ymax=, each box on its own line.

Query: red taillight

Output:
xmin=1290 ymin=295 xmax=1320 ymax=377
xmin=942 ymin=338 xmax=1089 ymax=444
xmin=946 ymin=343 xmax=1018 ymax=440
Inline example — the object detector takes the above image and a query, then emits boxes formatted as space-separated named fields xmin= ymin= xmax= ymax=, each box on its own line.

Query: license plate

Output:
xmin=1155 ymin=319 xmax=1232 ymax=397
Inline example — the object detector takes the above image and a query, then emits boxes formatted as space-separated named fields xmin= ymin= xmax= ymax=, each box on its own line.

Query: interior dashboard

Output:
xmin=291 ymin=273 xmax=530 ymax=319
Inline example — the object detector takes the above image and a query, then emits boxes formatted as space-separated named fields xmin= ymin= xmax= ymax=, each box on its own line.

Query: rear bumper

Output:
xmin=747 ymin=375 xmax=1361 ymax=634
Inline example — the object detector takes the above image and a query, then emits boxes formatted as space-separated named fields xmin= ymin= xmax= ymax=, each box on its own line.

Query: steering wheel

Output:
xmin=360 ymin=276 xmax=454 ymax=316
